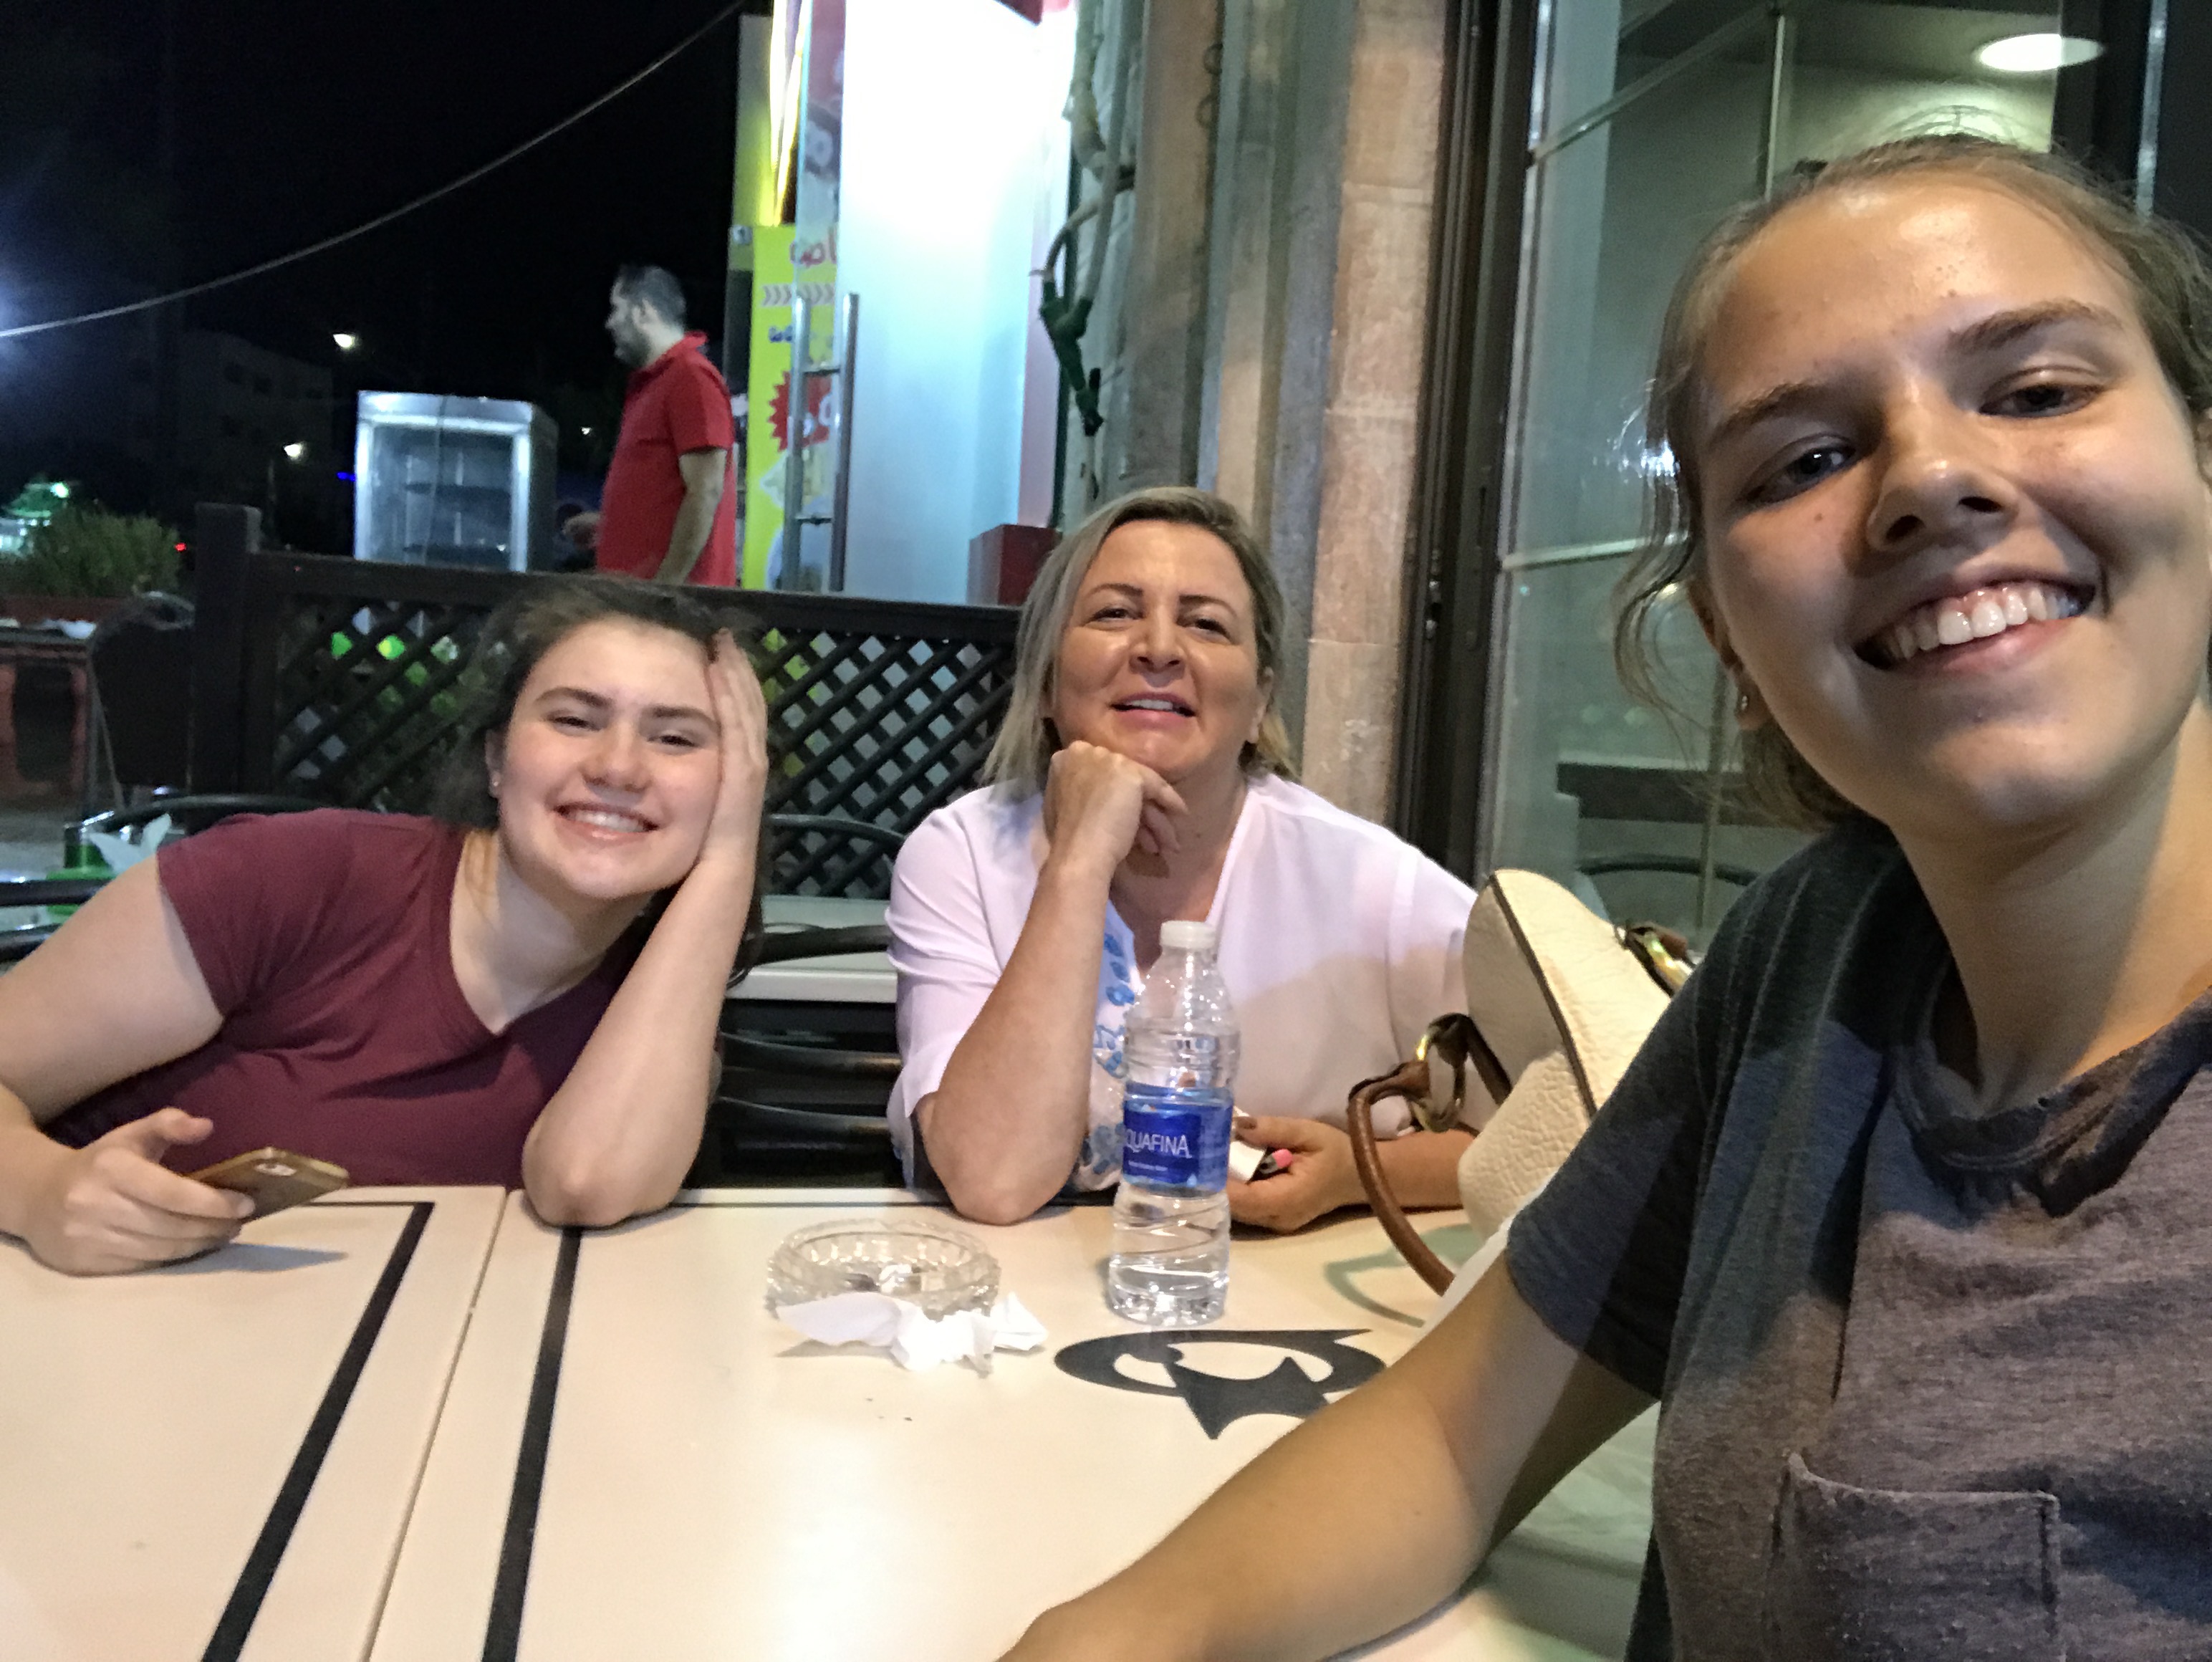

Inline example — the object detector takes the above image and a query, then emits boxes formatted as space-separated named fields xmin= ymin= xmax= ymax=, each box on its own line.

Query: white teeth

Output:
xmin=1122 ymin=698 xmax=1183 ymax=713
xmin=1877 ymin=580 xmax=2082 ymax=666
xmin=567 ymin=808 xmax=646 ymax=832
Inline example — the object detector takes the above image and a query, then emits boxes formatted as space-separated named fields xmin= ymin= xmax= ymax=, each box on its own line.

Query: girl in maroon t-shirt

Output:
xmin=0 ymin=577 xmax=767 ymax=1274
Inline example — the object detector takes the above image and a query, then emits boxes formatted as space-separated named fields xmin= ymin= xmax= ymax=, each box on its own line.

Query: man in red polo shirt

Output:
xmin=566 ymin=265 xmax=737 ymax=585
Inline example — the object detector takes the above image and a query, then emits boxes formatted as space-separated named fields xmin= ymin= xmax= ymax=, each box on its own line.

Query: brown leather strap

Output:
xmin=1344 ymin=1058 xmax=1456 ymax=1293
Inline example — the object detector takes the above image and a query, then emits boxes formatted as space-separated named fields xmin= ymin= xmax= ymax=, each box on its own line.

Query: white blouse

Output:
xmin=884 ymin=774 xmax=1478 ymax=1189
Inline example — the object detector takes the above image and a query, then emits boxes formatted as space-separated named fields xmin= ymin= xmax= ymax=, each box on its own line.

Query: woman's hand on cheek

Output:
xmin=1226 ymin=1115 xmax=1361 ymax=1233
xmin=1042 ymin=741 xmax=1186 ymax=880
xmin=698 ymin=630 xmax=769 ymax=874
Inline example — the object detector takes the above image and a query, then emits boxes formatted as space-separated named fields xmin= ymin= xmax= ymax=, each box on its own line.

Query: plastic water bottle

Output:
xmin=1107 ymin=919 xmax=1239 ymax=1325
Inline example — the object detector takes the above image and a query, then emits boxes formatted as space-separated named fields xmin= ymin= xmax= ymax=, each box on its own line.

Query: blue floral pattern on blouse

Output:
xmin=1075 ymin=923 xmax=1140 ymax=1189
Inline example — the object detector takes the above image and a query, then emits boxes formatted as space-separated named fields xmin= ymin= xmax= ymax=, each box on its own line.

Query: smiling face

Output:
xmin=489 ymin=618 xmax=721 ymax=906
xmin=1047 ymin=521 xmax=1269 ymax=789
xmin=1689 ymin=176 xmax=2212 ymax=846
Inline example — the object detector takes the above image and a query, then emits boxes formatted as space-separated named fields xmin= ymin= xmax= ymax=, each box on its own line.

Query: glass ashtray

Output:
xmin=765 ymin=1216 xmax=1000 ymax=1318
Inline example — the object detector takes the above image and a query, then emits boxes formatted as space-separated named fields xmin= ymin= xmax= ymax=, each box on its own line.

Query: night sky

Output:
xmin=1 ymin=0 xmax=761 ymax=491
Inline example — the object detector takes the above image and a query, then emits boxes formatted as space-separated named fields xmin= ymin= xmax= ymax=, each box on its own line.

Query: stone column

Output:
xmin=1196 ymin=0 xmax=1446 ymax=822
xmin=1297 ymin=0 xmax=1448 ymax=820
xmin=1069 ymin=0 xmax=1447 ymax=822
xmin=1196 ymin=0 xmax=1355 ymax=753
xmin=1104 ymin=0 xmax=1224 ymax=496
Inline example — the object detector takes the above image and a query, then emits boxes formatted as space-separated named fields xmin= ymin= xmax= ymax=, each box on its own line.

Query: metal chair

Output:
xmin=701 ymin=920 xmax=902 ymax=1185
xmin=1575 ymin=852 xmax=1761 ymax=934
xmin=83 ymin=592 xmax=194 ymax=815
xmin=0 ymin=795 xmax=325 ymax=966
xmin=0 ymin=876 xmax=110 ymax=965
xmin=1577 ymin=853 xmax=1761 ymax=890
xmin=696 ymin=811 xmax=907 ymax=1178
xmin=77 ymin=792 xmax=327 ymax=843
xmin=766 ymin=813 xmax=907 ymax=899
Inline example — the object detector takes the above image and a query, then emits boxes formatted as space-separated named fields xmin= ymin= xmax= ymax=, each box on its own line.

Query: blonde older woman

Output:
xmin=886 ymin=486 xmax=1478 ymax=1228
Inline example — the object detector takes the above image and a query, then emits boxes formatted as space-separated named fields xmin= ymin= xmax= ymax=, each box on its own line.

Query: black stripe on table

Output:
xmin=673 ymin=1193 xmax=930 ymax=1207
xmin=472 ymin=1195 xmax=957 ymax=1654
xmin=201 ymin=1199 xmax=433 ymax=1662
xmin=481 ymin=1226 xmax=582 ymax=1662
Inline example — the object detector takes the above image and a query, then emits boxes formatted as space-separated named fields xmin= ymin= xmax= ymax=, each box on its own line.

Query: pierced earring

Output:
xmin=1734 ymin=687 xmax=1751 ymax=718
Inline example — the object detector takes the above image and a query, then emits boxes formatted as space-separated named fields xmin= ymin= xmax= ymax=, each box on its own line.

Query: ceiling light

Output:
xmin=1975 ymin=33 xmax=2102 ymax=74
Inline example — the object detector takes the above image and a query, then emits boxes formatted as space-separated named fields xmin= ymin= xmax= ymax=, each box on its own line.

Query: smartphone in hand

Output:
xmin=185 ymin=1148 xmax=350 ymax=1220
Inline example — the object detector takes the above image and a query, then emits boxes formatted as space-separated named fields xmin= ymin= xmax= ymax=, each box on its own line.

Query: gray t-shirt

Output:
xmin=1506 ymin=819 xmax=2212 ymax=1660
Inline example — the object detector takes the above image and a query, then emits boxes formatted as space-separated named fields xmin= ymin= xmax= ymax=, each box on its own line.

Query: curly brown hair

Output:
xmin=1614 ymin=135 xmax=2212 ymax=828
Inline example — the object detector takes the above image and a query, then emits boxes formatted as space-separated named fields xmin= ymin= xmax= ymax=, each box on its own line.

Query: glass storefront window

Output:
xmin=1484 ymin=0 xmax=2070 ymax=941
xmin=1537 ymin=0 xmax=1774 ymax=150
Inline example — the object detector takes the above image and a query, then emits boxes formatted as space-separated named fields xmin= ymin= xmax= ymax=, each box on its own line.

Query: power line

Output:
xmin=0 ymin=1 xmax=745 ymax=344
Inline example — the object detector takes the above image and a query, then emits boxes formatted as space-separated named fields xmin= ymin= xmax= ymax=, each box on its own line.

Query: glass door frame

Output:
xmin=1398 ymin=0 xmax=2170 ymax=884
xmin=1393 ymin=0 xmax=1541 ymax=876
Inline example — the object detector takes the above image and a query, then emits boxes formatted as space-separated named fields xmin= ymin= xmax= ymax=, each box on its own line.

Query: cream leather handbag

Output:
xmin=1345 ymin=870 xmax=1681 ymax=1292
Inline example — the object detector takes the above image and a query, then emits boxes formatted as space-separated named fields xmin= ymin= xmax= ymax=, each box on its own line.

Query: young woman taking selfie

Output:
xmin=0 ymin=577 xmax=766 ymax=1276
xmin=1011 ymin=135 xmax=2212 ymax=1658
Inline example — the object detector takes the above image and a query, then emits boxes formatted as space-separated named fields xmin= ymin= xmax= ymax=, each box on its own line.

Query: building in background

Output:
xmin=0 ymin=314 xmax=335 ymax=545
xmin=723 ymin=0 xmax=2211 ymax=945
xmin=0 ymin=300 xmax=161 ymax=517
xmin=726 ymin=0 xmax=1095 ymax=598
xmin=713 ymin=0 xmax=1451 ymax=829
xmin=170 ymin=330 xmax=334 ymax=521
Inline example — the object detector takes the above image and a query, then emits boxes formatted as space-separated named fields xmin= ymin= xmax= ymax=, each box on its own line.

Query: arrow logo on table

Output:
xmin=1054 ymin=1330 xmax=1384 ymax=1438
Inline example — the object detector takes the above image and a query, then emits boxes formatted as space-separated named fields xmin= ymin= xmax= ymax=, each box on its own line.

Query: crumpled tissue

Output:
xmin=85 ymin=814 xmax=174 ymax=873
xmin=775 ymin=1290 xmax=1047 ymax=1375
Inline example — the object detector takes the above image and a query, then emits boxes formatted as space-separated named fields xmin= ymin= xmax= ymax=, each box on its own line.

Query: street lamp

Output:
xmin=283 ymin=442 xmax=307 ymax=461
xmin=332 ymin=332 xmax=360 ymax=352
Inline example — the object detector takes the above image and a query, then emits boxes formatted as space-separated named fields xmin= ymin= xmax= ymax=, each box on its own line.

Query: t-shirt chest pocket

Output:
xmin=1764 ymin=1451 xmax=2062 ymax=1660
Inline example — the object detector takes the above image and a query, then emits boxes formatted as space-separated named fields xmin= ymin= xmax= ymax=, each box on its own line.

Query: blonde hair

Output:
xmin=983 ymin=486 xmax=1297 ymax=794
xmin=1615 ymin=135 xmax=2212 ymax=827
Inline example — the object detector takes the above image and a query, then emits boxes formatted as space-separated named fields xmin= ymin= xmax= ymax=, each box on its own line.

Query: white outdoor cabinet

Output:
xmin=352 ymin=393 xmax=556 ymax=571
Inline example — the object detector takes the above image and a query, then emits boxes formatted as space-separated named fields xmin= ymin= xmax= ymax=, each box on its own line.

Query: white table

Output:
xmin=737 ymin=895 xmax=893 ymax=1006
xmin=0 ymin=1186 xmax=505 ymax=1662
xmin=371 ymin=1191 xmax=1649 ymax=1661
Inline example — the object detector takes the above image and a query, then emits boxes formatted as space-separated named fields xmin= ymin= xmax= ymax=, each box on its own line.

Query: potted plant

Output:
xmin=0 ymin=501 xmax=181 ymax=625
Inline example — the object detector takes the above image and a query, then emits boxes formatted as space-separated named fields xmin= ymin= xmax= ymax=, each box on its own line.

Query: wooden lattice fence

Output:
xmin=188 ymin=511 xmax=1017 ymax=898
